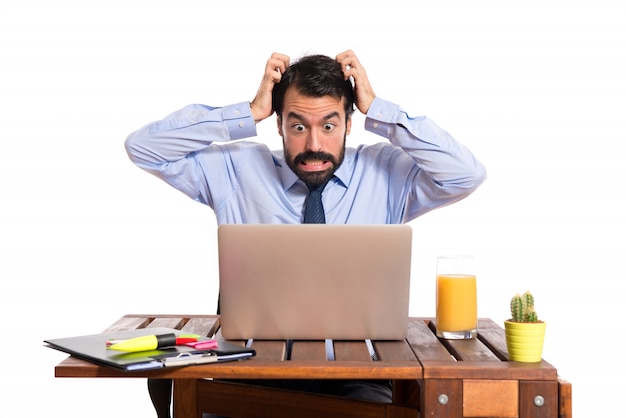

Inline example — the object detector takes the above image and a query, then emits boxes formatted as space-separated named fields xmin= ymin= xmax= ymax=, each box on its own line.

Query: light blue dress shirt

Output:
xmin=125 ymin=98 xmax=486 ymax=225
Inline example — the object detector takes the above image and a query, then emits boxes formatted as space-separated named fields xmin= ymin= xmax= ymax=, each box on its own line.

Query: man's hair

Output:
xmin=272 ymin=54 xmax=356 ymax=119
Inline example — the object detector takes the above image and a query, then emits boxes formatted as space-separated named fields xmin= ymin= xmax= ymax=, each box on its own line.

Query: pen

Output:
xmin=161 ymin=352 xmax=219 ymax=367
xmin=107 ymin=333 xmax=200 ymax=352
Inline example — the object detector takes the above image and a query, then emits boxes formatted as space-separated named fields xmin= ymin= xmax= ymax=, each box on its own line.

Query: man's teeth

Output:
xmin=304 ymin=160 xmax=324 ymax=166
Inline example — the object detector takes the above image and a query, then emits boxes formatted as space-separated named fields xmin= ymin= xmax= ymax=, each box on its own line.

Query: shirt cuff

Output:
xmin=364 ymin=97 xmax=398 ymax=136
xmin=365 ymin=97 xmax=426 ymax=137
xmin=222 ymin=102 xmax=257 ymax=140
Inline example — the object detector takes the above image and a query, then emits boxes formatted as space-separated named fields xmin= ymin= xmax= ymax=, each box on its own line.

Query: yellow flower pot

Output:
xmin=504 ymin=320 xmax=546 ymax=363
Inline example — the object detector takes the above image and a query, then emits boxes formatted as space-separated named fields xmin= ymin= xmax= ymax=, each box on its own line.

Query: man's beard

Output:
xmin=285 ymin=146 xmax=345 ymax=189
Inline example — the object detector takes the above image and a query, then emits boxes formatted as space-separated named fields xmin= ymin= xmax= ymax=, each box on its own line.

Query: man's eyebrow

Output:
xmin=285 ymin=111 xmax=341 ymax=121
xmin=322 ymin=111 xmax=341 ymax=121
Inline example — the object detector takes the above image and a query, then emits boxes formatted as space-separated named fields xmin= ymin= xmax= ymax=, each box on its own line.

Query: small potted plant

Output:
xmin=504 ymin=291 xmax=546 ymax=363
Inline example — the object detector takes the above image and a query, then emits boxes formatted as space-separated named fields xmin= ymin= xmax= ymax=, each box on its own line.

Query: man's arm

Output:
xmin=337 ymin=50 xmax=485 ymax=220
xmin=123 ymin=53 xmax=292 ymax=206
xmin=366 ymin=98 xmax=486 ymax=187
xmin=125 ymin=52 xmax=290 ymax=169
xmin=124 ymin=103 xmax=256 ymax=169
xmin=366 ymin=97 xmax=487 ymax=221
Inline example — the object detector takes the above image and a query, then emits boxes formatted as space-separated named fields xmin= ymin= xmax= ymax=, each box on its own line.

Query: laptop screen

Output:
xmin=218 ymin=224 xmax=412 ymax=340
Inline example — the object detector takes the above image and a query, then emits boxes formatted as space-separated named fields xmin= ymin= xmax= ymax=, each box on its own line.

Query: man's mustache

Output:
xmin=294 ymin=151 xmax=337 ymax=165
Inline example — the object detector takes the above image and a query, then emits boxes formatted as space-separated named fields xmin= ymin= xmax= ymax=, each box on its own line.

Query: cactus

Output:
xmin=510 ymin=291 xmax=539 ymax=322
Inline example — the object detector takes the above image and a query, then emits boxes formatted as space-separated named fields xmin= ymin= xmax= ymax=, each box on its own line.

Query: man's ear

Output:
xmin=276 ymin=115 xmax=283 ymax=137
xmin=346 ymin=115 xmax=352 ymax=136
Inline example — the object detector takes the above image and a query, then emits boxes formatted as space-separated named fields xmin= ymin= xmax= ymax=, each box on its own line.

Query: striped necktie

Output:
xmin=303 ymin=183 xmax=326 ymax=224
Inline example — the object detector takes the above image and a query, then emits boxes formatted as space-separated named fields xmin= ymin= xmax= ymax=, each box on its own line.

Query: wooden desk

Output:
xmin=54 ymin=314 xmax=572 ymax=418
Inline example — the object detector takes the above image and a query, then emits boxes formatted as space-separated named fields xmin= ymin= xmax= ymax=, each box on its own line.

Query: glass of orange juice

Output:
xmin=436 ymin=255 xmax=477 ymax=339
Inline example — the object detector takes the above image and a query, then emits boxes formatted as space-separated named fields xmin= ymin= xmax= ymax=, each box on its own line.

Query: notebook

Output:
xmin=218 ymin=224 xmax=412 ymax=340
xmin=44 ymin=327 xmax=256 ymax=371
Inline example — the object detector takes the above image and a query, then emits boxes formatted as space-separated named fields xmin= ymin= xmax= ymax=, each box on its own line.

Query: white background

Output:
xmin=2 ymin=1 xmax=624 ymax=416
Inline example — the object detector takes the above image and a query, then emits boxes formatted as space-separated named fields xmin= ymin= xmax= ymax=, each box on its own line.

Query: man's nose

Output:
xmin=305 ymin=129 xmax=322 ymax=151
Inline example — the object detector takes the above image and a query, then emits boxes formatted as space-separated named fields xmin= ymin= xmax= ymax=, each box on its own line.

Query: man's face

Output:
xmin=278 ymin=87 xmax=351 ymax=189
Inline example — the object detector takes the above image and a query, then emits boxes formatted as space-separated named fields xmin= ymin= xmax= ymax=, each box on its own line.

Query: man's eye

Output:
xmin=323 ymin=123 xmax=335 ymax=131
xmin=293 ymin=124 xmax=305 ymax=132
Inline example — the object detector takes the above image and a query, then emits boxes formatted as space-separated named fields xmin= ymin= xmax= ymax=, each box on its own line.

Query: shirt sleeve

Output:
xmin=364 ymin=97 xmax=487 ymax=222
xmin=125 ymin=102 xmax=256 ymax=168
xmin=124 ymin=102 xmax=257 ymax=205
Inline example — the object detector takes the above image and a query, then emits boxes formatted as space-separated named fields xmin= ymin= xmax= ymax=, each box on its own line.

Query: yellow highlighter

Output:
xmin=106 ymin=333 xmax=198 ymax=352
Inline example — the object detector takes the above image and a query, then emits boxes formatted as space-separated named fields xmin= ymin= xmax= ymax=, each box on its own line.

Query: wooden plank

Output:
xmin=334 ymin=341 xmax=373 ymax=361
xmin=180 ymin=317 xmax=220 ymax=337
xmin=373 ymin=340 xmax=417 ymax=362
xmin=195 ymin=379 xmax=389 ymax=418
xmin=477 ymin=318 xmax=509 ymax=360
xmin=101 ymin=316 xmax=151 ymax=332
xmin=249 ymin=340 xmax=287 ymax=362
xmin=424 ymin=318 xmax=501 ymax=362
xmin=439 ymin=337 xmax=501 ymax=362
xmin=102 ymin=314 xmax=219 ymax=340
xmin=224 ymin=361 xmax=421 ymax=379
xmin=384 ymin=403 xmax=421 ymax=418
xmin=123 ymin=313 xmax=218 ymax=319
xmin=172 ymin=379 xmax=200 ymax=418
xmin=55 ymin=357 xmax=102 ymax=378
xmin=421 ymin=360 xmax=558 ymax=380
xmin=420 ymin=378 xmax=462 ymax=418
xmin=291 ymin=341 xmax=327 ymax=361
xmin=146 ymin=316 xmax=187 ymax=329
xmin=391 ymin=380 xmax=420 ymax=408
xmin=520 ymin=380 xmax=558 ymax=418
xmin=463 ymin=379 xmax=518 ymax=417
xmin=405 ymin=318 xmax=453 ymax=361
xmin=56 ymin=357 xmax=422 ymax=380
xmin=558 ymin=377 xmax=573 ymax=418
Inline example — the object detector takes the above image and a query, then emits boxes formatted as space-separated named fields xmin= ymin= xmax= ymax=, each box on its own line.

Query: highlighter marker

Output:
xmin=107 ymin=333 xmax=179 ymax=352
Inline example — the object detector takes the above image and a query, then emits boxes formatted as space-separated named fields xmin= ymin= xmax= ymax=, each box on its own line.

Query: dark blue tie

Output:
xmin=303 ymin=184 xmax=326 ymax=224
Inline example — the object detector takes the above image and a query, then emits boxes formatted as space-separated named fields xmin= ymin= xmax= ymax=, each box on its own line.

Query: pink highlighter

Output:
xmin=185 ymin=340 xmax=219 ymax=350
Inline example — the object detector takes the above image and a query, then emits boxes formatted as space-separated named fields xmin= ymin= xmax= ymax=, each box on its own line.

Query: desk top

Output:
xmin=54 ymin=315 xmax=558 ymax=381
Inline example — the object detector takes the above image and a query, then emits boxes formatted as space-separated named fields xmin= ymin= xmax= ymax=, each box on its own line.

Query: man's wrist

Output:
xmin=223 ymin=102 xmax=256 ymax=140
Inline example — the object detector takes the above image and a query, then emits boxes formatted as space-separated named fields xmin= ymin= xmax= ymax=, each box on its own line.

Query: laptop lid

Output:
xmin=218 ymin=224 xmax=412 ymax=340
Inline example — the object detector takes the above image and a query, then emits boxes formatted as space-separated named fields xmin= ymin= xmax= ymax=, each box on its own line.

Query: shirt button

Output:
xmin=239 ymin=122 xmax=245 ymax=128
xmin=234 ymin=109 xmax=240 ymax=116
xmin=372 ymin=122 xmax=379 ymax=129
xmin=377 ymin=112 xmax=383 ymax=118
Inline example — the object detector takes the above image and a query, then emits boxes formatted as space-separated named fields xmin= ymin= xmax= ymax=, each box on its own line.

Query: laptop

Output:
xmin=217 ymin=224 xmax=412 ymax=340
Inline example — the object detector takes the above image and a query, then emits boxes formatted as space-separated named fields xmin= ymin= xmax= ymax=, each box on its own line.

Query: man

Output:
xmin=125 ymin=50 xmax=486 ymax=416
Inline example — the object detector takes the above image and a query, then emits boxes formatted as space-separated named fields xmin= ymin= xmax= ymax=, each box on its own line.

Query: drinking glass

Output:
xmin=436 ymin=255 xmax=477 ymax=339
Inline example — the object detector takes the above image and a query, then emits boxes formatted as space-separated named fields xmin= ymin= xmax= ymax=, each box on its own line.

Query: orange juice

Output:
xmin=436 ymin=274 xmax=477 ymax=335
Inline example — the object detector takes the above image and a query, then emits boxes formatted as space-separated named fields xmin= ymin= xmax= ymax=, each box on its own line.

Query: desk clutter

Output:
xmin=45 ymin=326 xmax=255 ymax=371
xmin=51 ymin=314 xmax=572 ymax=418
